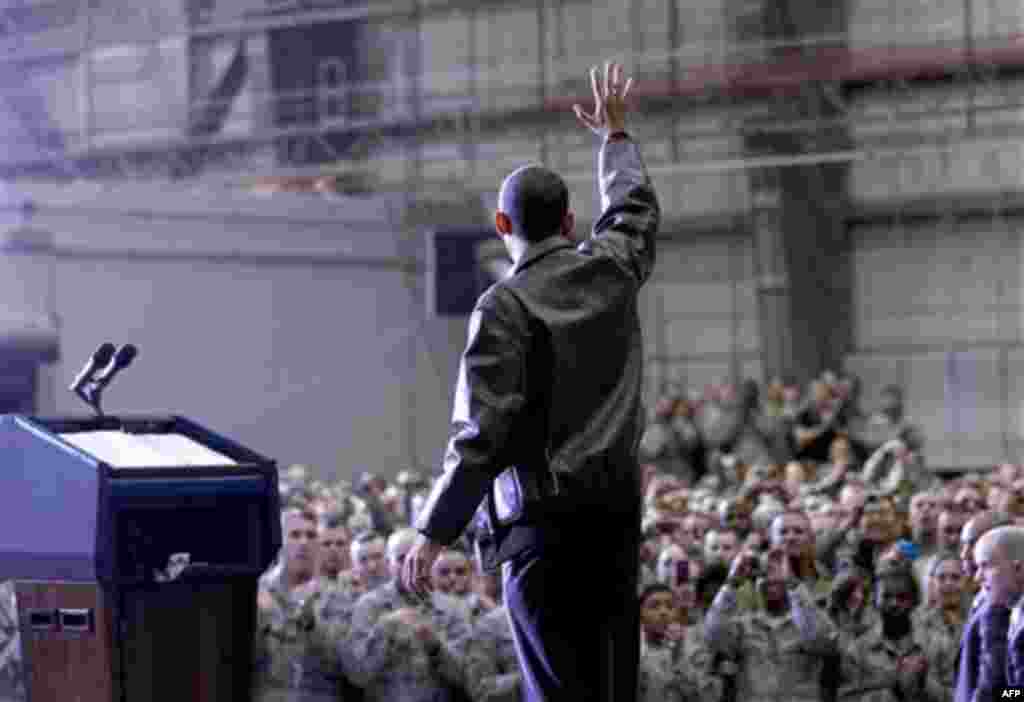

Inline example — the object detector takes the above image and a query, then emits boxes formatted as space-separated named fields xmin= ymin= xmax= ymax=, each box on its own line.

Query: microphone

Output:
xmin=69 ymin=343 xmax=116 ymax=395
xmin=92 ymin=344 xmax=138 ymax=391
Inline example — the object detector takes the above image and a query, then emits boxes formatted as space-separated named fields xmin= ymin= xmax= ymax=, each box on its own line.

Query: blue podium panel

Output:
xmin=0 ymin=415 xmax=103 ymax=581
xmin=0 ymin=414 xmax=281 ymax=585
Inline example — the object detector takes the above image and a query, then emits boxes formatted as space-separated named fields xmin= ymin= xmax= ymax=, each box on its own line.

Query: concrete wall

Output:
xmin=639 ymin=232 xmax=762 ymax=404
xmin=846 ymin=215 xmax=1023 ymax=470
xmin=11 ymin=181 xmax=468 ymax=484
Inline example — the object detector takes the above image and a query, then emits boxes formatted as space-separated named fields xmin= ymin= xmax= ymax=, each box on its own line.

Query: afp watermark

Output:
xmin=1001 ymin=687 xmax=1024 ymax=698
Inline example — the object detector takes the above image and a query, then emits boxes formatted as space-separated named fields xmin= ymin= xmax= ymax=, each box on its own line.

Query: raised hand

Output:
xmin=573 ymin=61 xmax=633 ymax=138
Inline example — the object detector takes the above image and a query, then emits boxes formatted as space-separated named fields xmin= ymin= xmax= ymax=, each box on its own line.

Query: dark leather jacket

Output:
xmin=413 ymin=135 xmax=659 ymax=568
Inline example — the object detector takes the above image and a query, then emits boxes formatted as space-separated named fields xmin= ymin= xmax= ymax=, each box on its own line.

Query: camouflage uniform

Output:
xmin=334 ymin=570 xmax=371 ymax=602
xmin=703 ymin=581 xmax=835 ymax=702
xmin=638 ymin=638 xmax=704 ymax=702
xmin=315 ymin=577 xmax=362 ymax=652
xmin=343 ymin=579 xmax=471 ymax=702
xmin=0 ymin=582 xmax=23 ymax=702
xmin=254 ymin=570 xmax=345 ymax=702
xmin=912 ymin=606 xmax=962 ymax=697
xmin=457 ymin=592 xmax=497 ymax=627
xmin=460 ymin=605 xmax=520 ymax=702
xmin=835 ymin=621 xmax=947 ymax=702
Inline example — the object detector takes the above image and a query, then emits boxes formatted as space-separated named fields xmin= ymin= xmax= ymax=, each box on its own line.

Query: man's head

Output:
xmin=859 ymin=497 xmax=896 ymax=544
xmin=386 ymin=528 xmax=419 ymax=583
xmin=937 ymin=509 xmax=968 ymax=551
xmin=961 ymin=511 xmax=1013 ymax=579
xmin=430 ymin=549 xmax=473 ymax=597
xmin=974 ymin=525 xmax=1024 ymax=606
xmin=639 ymin=584 xmax=677 ymax=637
xmin=784 ymin=461 xmax=810 ymax=487
xmin=874 ymin=565 xmax=919 ymax=620
xmin=496 ymin=165 xmax=574 ymax=247
xmin=910 ymin=491 xmax=944 ymax=543
xmin=829 ymin=436 xmax=853 ymax=465
xmin=989 ymin=485 xmax=1015 ymax=515
xmin=281 ymin=508 xmax=319 ymax=579
xmin=998 ymin=463 xmax=1022 ymax=486
xmin=811 ymin=380 xmax=832 ymax=406
xmin=318 ymin=522 xmax=352 ymax=578
xmin=953 ymin=486 xmax=985 ymax=517
xmin=681 ymin=512 xmax=714 ymax=547
xmin=350 ymin=530 xmax=388 ymax=588
xmin=769 ymin=510 xmax=812 ymax=558
xmin=928 ymin=555 xmax=965 ymax=611
xmin=704 ymin=528 xmax=740 ymax=567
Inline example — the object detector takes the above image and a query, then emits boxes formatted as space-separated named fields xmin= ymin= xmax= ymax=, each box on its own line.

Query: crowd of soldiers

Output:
xmin=2 ymin=370 xmax=1024 ymax=701
xmin=245 ymin=370 xmax=1000 ymax=702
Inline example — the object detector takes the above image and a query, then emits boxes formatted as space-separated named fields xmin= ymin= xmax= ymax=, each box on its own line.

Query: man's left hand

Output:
xmin=401 ymin=532 xmax=445 ymax=599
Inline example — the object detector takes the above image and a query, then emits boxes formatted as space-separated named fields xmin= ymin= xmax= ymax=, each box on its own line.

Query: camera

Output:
xmin=675 ymin=560 xmax=689 ymax=584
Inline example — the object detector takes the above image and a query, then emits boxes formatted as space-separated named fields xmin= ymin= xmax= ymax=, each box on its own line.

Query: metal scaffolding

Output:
xmin=0 ymin=0 xmax=1022 ymax=214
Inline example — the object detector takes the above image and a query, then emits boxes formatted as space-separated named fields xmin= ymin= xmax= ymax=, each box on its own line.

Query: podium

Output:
xmin=0 ymin=414 xmax=282 ymax=702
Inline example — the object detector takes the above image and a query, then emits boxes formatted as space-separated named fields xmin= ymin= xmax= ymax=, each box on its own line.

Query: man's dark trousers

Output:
xmin=501 ymin=508 xmax=641 ymax=702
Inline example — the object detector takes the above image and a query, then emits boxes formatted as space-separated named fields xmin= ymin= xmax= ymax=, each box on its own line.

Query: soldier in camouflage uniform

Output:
xmin=737 ymin=511 xmax=831 ymax=611
xmin=638 ymin=584 xmax=717 ymax=702
xmin=344 ymin=531 xmax=391 ymax=597
xmin=912 ymin=555 xmax=964 ymax=701
xmin=703 ymin=549 xmax=836 ymax=702
xmin=0 ymin=581 xmax=23 ymax=702
xmin=254 ymin=508 xmax=348 ymax=702
xmin=430 ymin=549 xmax=493 ymax=625
xmin=829 ymin=566 xmax=947 ymax=702
xmin=314 ymin=529 xmax=391 ymax=656
xmin=341 ymin=529 xmax=471 ymax=702
xmin=318 ymin=518 xmax=352 ymax=582
xmin=460 ymin=604 xmax=520 ymax=702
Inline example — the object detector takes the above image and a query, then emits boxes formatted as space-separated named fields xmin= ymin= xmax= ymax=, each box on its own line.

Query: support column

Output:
xmin=731 ymin=0 xmax=853 ymax=384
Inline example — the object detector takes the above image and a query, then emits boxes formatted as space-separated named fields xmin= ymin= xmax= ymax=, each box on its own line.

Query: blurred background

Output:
xmin=0 ymin=0 xmax=1021 ymax=477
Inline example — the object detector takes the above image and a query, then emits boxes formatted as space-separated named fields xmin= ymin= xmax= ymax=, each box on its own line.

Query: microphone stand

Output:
xmin=74 ymin=377 xmax=108 ymax=418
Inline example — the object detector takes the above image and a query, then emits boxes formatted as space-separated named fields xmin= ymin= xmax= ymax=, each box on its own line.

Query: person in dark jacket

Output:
xmin=957 ymin=524 xmax=1024 ymax=702
xmin=400 ymin=60 xmax=659 ymax=702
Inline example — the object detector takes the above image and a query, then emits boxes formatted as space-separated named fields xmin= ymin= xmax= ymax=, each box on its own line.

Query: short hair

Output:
xmin=874 ymin=564 xmax=920 ymax=608
xmin=769 ymin=510 xmax=811 ymax=542
xmin=966 ymin=511 xmax=1013 ymax=542
xmin=437 ymin=547 xmax=471 ymax=562
xmin=498 ymin=164 xmax=570 ymax=243
xmin=321 ymin=510 xmax=350 ymax=531
xmin=976 ymin=525 xmax=1024 ymax=564
xmin=349 ymin=529 xmax=386 ymax=561
xmin=639 ymin=583 xmax=673 ymax=608
xmin=281 ymin=507 xmax=318 ymax=531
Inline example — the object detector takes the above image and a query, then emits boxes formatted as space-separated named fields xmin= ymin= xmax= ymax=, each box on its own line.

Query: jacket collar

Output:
xmin=512 ymin=236 xmax=575 ymax=275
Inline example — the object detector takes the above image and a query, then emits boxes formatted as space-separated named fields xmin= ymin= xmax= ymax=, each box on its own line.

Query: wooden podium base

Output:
xmin=16 ymin=579 xmax=258 ymax=702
